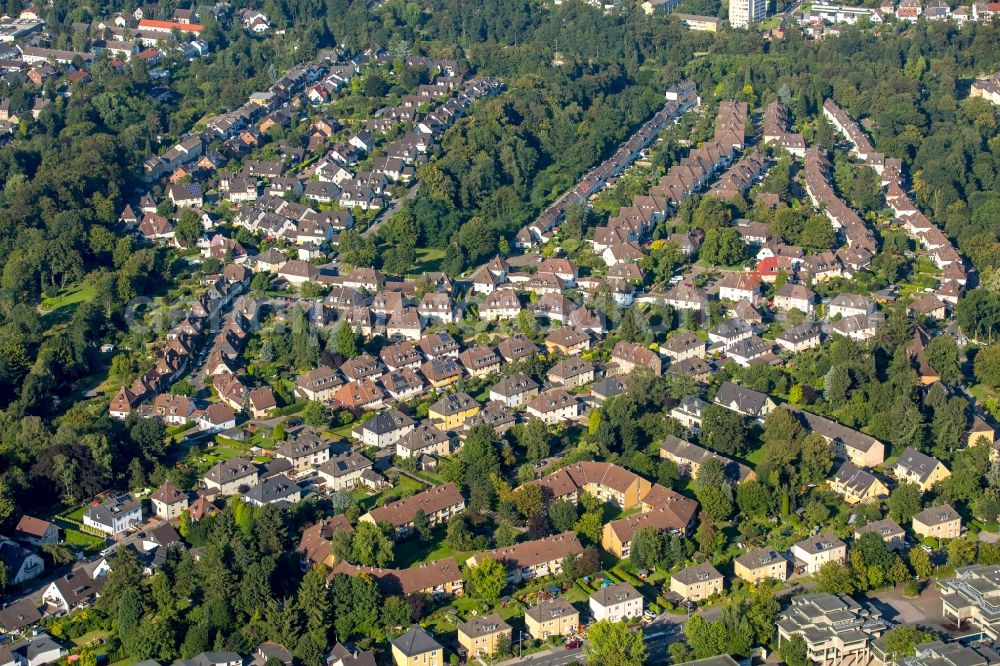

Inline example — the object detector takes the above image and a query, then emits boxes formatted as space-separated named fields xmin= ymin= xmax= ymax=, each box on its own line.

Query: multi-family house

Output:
xmin=489 ymin=373 xmax=540 ymax=408
xmin=429 ymin=392 xmax=480 ymax=429
xmin=590 ymin=582 xmax=644 ymax=622
xmin=391 ymin=625 xmax=443 ymax=666
xmin=525 ymin=598 xmax=579 ymax=640
xmin=457 ymin=614 xmax=513 ymax=658
xmin=829 ymin=462 xmax=888 ymax=504
xmin=734 ymin=547 xmax=789 ymax=584
xmin=466 ymin=532 xmax=584 ymax=583
xmin=891 ymin=447 xmax=951 ymax=491
xmin=791 ymin=534 xmax=847 ymax=575
xmin=274 ymin=432 xmax=332 ymax=473
xmin=546 ymin=358 xmax=596 ymax=388
xmin=913 ymin=504 xmax=962 ymax=541
xmin=526 ymin=387 xmax=581 ymax=424
xmin=353 ymin=409 xmax=416 ymax=449
xmin=316 ymin=451 xmax=374 ymax=492
xmin=360 ymin=483 xmax=466 ymax=537
xmin=669 ymin=562 xmax=724 ymax=602
xmin=203 ymin=457 xmax=259 ymax=495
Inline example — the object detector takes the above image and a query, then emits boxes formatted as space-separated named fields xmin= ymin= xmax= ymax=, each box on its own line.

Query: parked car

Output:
xmin=565 ymin=640 xmax=581 ymax=650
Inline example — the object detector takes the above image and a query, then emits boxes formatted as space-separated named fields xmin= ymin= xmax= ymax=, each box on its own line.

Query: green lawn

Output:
xmin=408 ymin=247 xmax=446 ymax=277
xmin=40 ymin=279 xmax=98 ymax=315
xmin=71 ymin=630 xmax=110 ymax=647
xmin=394 ymin=535 xmax=461 ymax=568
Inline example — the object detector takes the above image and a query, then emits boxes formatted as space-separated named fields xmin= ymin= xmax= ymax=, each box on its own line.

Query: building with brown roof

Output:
xmin=331 ymin=557 xmax=464 ymax=598
xmin=360 ymin=483 xmax=465 ymax=536
xmin=466 ymin=532 xmax=584 ymax=583
xmin=297 ymin=515 xmax=353 ymax=567
xmin=602 ymin=495 xmax=699 ymax=558
xmin=150 ymin=481 xmax=189 ymax=520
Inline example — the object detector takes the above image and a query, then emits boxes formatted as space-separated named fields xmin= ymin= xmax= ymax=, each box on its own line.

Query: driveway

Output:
xmin=866 ymin=584 xmax=953 ymax=634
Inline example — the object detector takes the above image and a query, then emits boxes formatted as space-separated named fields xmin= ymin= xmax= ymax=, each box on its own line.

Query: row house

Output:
xmin=360 ymin=482 xmax=465 ymax=537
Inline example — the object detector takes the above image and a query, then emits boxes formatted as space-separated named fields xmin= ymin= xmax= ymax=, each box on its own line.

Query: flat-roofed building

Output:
xmin=939 ymin=565 xmax=1000 ymax=640
xmin=777 ymin=593 xmax=887 ymax=666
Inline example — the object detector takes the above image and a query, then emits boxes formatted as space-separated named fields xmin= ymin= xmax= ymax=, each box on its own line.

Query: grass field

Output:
xmin=40 ymin=279 xmax=98 ymax=315
xmin=409 ymin=247 xmax=446 ymax=277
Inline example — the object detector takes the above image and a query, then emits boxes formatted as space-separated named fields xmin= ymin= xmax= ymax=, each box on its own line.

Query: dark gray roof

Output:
xmin=391 ymin=625 xmax=441 ymax=657
xmin=242 ymin=474 xmax=300 ymax=505
xmin=590 ymin=582 xmax=641 ymax=607
xmin=363 ymin=409 xmax=415 ymax=435
xmin=714 ymin=381 xmax=769 ymax=416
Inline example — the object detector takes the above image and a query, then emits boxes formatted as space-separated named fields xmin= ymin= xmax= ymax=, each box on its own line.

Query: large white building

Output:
xmin=730 ymin=0 xmax=766 ymax=27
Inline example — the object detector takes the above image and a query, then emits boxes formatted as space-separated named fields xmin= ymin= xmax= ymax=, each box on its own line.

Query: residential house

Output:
xmin=611 ymin=341 xmax=662 ymax=376
xmin=391 ymin=625 xmax=443 ymax=666
xmin=854 ymin=518 xmax=906 ymax=552
xmin=429 ymin=392 xmax=480 ymax=430
xmin=203 ymin=457 xmax=259 ymax=495
xmin=601 ymin=496 xmax=699 ymax=558
xmin=489 ymin=373 xmax=540 ymax=408
xmin=525 ymin=598 xmax=579 ymax=640
xmin=713 ymin=381 xmax=775 ymax=420
xmin=590 ymin=582 xmax=644 ymax=622
xmin=774 ymin=282 xmax=817 ymax=314
xmin=734 ymin=547 xmax=789 ymax=584
xmin=659 ymin=435 xmax=755 ymax=484
xmin=360 ymin=483 xmax=466 ymax=537
xmin=150 ymin=481 xmax=189 ymax=520
xmin=717 ymin=272 xmax=762 ymax=304
xmin=777 ymin=593 xmax=887 ymax=665
xmin=913 ymin=504 xmax=962 ymax=541
xmin=790 ymin=534 xmax=847 ymax=574
xmin=316 ymin=451 xmax=374 ymax=492
xmin=330 ymin=557 xmax=464 ymax=600
xmin=829 ymin=462 xmax=888 ymax=504
xmin=274 ymin=433 xmax=332 ymax=473
xmin=82 ymin=494 xmax=142 ymax=536
xmin=295 ymin=366 xmax=342 ymax=402
xmin=708 ymin=318 xmax=754 ymax=350
xmin=0 ymin=539 xmax=44 ymax=585
xmin=670 ymin=396 xmax=709 ymax=432
xmin=457 ymin=614 xmax=512 ymax=658
xmin=12 ymin=516 xmax=58 ymax=547
xmin=544 ymin=327 xmax=591 ymax=355
xmin=396 ymin=422 xmax=451 ymax=460
xmin=466 ymin=532 xmax=584 ymax=583
xmin=547 ymin=357 xmax=595 ymax=389
xmin=782 ymin=405 xmax=886 ymax=467
xmin=669 ymin=562 xmax=724 ymax=602
xmin=662 ymin=331 xmax=706 ymax=361
xmin=354 ymin=409 xmax=415 ymax=449
xmin=242 ymin=474 xmax=301 ymax=507
xmin=891 ymin=447 xmax=951 ymax=491
xmin=458 ymin=346 xmax=502 ymax=378
xmin=776 ymin=322 xmax=823 ymax=352
xmin=526 ymin=388 xmax=581 ymax=424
